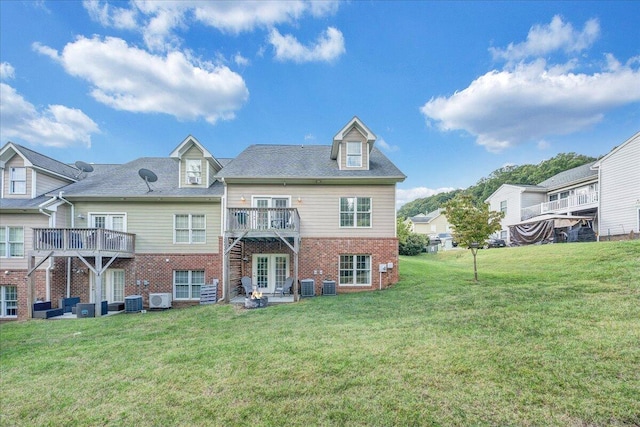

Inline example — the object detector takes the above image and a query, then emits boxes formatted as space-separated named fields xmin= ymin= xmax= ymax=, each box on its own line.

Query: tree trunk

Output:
xmin=471 ymin=248 xmax=478 ymax=282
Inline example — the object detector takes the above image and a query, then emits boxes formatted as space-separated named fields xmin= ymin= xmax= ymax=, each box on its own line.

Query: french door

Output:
xmin=252 ymin=254 xmax=289 ymax=294
xmin=90 ymin=269 xmax=125 ymax=303
xmin=253 ymin=197 xmax=289 ymax=229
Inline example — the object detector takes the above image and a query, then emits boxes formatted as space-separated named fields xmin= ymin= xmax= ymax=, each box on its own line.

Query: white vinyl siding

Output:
xmin=598 ymin=133 xmax=640 ymax=237
xmin=73 ymin=202 xmax=221 ymax=254
xmin=226 ymin=184 xmax=395 ymax=238
xmin=340 ymin=197 xmax=371 ymax=228
xmin=174 ymin=214 xmax=206 ymax=244
xmin=0 ymin=286 xmax=17 ymax=318
xmin=0 ymin=226 xmax=24 ymax=258
xmin=174 ymin=270 xmax=204 ymax=300
xmin=339 ymin=255 xmax=371 ymax=286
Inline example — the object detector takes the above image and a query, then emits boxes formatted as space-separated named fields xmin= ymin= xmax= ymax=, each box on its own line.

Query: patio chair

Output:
xmin=274 ymin=277 xmax=294 ymax=297
xmin=241 ymin=276 xmax=253 ymax=296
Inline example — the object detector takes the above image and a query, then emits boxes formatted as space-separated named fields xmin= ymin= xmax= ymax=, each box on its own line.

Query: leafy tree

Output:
xmin=443 ymin=194 xmax=504 ymax=281
xmin=397 ymin=218 xmax=427 ymax=256
xmin=400 ymin=233 xmax=426 ymax=256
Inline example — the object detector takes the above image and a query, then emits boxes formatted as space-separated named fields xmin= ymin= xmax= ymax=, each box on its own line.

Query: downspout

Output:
xmin=220 ymin=178 xmax=227 ymax=302
xmin=38 ymin=208 xmax=54 ymax=301
xmin=57 ymin=191 xmax=76 ymax=297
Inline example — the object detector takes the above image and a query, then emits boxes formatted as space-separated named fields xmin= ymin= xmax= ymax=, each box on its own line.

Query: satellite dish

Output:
xmin=74 ymin=160 xmax=94 ymax=178
xmin=138 ymin=168 xmax=158 ymax=192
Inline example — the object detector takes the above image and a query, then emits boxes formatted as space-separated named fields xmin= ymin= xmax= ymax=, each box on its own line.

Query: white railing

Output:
xmin=521 ymin=191 xmax=598 ymax=220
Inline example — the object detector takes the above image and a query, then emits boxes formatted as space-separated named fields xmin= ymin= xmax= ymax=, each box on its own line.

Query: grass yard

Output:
xmin=1 ymin=241 xmax=639 ymax=426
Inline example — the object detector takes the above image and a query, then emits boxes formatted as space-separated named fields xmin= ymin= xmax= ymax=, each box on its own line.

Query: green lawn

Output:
xmin=2 ymin=241 xmax=639 ymax=426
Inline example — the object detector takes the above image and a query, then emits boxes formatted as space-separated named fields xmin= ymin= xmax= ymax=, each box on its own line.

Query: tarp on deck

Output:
xmin=509 ymin=214 xmax=593 ymax=246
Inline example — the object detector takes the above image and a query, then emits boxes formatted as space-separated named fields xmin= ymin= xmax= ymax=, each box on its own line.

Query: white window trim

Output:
xmin=338 ymin=254 xmax=372 ymax=287
xmin=88 ymin=213 xmax=127 ymax=232
xmin=339 ymin=197 xmax=373 ymax=228
xmin=0 ymin=226 xmax=24 ymax=258
xmin=346 ymin=141 xmax=362 ymax=168
xmin=0 ymin=286 xmax=18 ymax=318
xmin=9 ymin=167 xmax=26 ymax=195
xmin=173 ymin=213 xmax=206 ymax=244
xmin=185 ymin=159 xmax=203 ymax=184
xmin=173 ymin=270 xmax=205 ymax=300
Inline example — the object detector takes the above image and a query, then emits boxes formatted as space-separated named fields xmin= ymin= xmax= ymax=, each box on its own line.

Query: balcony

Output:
xmin=226 ymin=208 xmax=300 ymax=237
xmin=32 ymin=228 xmax=136 ymax=257
xmin=521 ymin=191 xmax=598 ymax=220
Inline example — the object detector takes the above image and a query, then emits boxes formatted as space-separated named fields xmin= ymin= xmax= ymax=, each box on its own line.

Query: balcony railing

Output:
xmin=521 ymin=191 xmax=598 ymax=220
xmin=33 ymin=228 xmax=135 ymax=253
xmin=227 ymin=208 xmax=300 ymax=233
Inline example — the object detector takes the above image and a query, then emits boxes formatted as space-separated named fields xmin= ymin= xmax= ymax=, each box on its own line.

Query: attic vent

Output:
xmin=188 ymin=176 xmax=201 ymax=185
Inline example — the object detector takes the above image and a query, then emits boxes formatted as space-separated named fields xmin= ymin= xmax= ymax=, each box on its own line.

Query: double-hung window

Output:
xmin=174 ymin=214 xmax=206 ymax=244
xmin=0 ymin=227 xmax=24 ymax=258
xmin=174 ymin=270 xmax=204 ymax=300
xmin=0 ymin=286 xmax=17 ymax=318
xmin=500 ymin=200 xmax=507 ymax=214
xmin=186 ymin=159 xmax=202 ymax=185
xmin=9 ymin=167 xmax=26 ymax=194
xmin=346 ymin=142 xmax=362 ymax=167
xmin=339 ymin=255 xmax=371 ymax=286
xmin=340 ymin=197 xmax=371 ymax=227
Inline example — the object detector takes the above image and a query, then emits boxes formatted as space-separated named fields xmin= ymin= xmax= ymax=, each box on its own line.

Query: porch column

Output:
xmin=27 ymin=255 xmax=35 ymax=319
xmin=94 ymin=254 xmax=103 ymax=317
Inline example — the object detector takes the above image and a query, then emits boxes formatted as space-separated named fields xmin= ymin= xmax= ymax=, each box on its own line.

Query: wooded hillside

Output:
xmin=398 ymin=152 xmax=597 ymax=219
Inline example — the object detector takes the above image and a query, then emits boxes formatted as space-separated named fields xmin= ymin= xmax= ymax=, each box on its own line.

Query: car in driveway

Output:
xmin=485 ymin=238 xmax=507 ymax=248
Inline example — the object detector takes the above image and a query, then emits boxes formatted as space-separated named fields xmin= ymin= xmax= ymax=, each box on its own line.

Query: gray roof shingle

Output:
xmin=216 ymin=145 xmax=405 ymax=180
xmin=12 ymin=143 xmax=80 ymax=180
xmin=57 ymin=157 xmax=224 ymax=198
xmin=537 ymin=161 xmax=598 ymax=189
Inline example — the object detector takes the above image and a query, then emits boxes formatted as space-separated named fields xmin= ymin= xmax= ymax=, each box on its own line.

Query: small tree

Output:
xmin=443 ymin=194 xmax=504 ymax=281
xmin=397 ymin=218 xmax=426 ymax=256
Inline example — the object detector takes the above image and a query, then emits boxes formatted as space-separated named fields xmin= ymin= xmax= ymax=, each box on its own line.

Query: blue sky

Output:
xmin=1 ymin=1 xmax=639 ymax=208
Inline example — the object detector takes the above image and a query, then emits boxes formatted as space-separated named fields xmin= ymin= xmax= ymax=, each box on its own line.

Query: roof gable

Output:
xmin=169 ymin=135 xmax=223 ymax=171
xmin=331 ymin=116 xmax=376 ymax=160
xmin=0 ymin=142 xmax=79 ymax=181
xmin=592 ymin=131 xmax=640 ymax=168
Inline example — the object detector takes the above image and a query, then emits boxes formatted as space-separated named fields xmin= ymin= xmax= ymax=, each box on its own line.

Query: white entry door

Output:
xmin=90 ymin=269 xmax=125 ymax=303
xmin=252 ymin=254 xmax=289 ymax=294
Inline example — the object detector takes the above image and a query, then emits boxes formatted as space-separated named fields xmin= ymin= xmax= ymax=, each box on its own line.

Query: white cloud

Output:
xmin=376 ymin=137 xmax=399 ymax=152
xmin=396 ymin=186 xmax=456 ymax=209
xmin=421 ymin=16 xmax=640 ymax=153
xmin=0 ymin=83 xmax=99 ymax=148
xmin=490 ymin=15 xmax=600 ymax=63
xmin=83 ymin=1 xmax=340 ymax=52
xmin=269 ymin=27 xmax=345 ymax=63
xmin=234 ymin=53 xmax=250 ymax=67
xmin=83 ymin=0 xmax=138 ymax=30
xmin=421 ymin=57 xmax=640 ymax=152
xmin=35 ymin=36 xmax=249 ymax=124
xmin=0 ymin=62 xmax=15 ymax=80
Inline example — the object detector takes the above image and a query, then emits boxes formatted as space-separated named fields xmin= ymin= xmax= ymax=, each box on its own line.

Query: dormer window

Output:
xmin=9 ymin=167 xmax=26 ymax=194
xmin=186 ymin=159 xmax=202 ymax=185
xmin=346 ymin=141 xmax=362 ymax=168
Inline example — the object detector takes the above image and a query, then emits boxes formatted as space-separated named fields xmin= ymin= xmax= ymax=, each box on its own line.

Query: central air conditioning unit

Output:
xmin=149 ymin=293 xmax=172 ymax=309
xmin=188 ymin=176 xmax=201 ymax=184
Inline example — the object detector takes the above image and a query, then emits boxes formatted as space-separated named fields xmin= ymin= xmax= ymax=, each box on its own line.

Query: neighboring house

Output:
xmin=592 ymin=131 xmax=640 ymax=240
xmin=0 ymin=143 xmax=81 ymax=320
xmin=0 ymin=117 xmax=406 ymax=321
xmin=406 ymin=209 xmax=451 ymax=236
xmin=486 ymin=131 xmax=639 ymax=244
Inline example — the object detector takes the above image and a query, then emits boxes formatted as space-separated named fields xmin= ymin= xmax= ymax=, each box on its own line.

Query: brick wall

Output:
xmin=242 ymin=237 xmax=399 ymax=295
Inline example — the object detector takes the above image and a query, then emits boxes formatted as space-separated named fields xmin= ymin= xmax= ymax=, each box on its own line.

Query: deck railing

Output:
xmin=521 ymin=191 xmax=598 ymax=220
xmin=227 ymin=208 xmax=300 ymax=232
xmin=33 ymin=228 xmax=135 ymax=253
